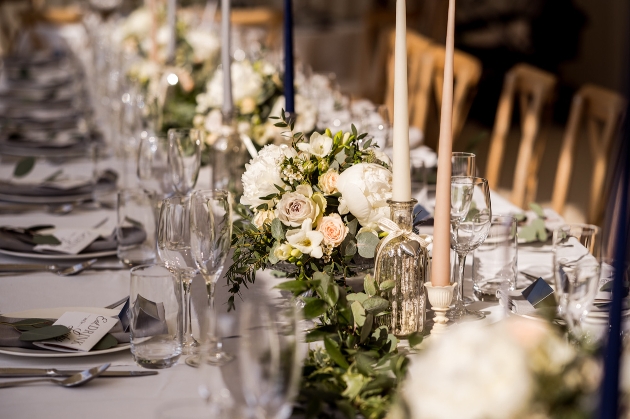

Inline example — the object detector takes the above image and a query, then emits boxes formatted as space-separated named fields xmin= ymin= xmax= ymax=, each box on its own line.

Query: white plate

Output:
xmin=0 ymin=307 xmax=130 ymax=358
xmin=0 ymin=192 xmax=94 ymax=204
xmin=0 ymin=248 xmax=117 ymax=260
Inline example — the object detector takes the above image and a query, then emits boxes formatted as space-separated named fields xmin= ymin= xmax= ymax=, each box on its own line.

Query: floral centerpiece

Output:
xmin=226 ymin=111 xmax=393 ymax=309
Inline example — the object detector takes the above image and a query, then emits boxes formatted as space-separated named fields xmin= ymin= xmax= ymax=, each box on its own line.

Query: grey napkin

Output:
xmin=0 ymin=316 xmax=130 ymax=350
xmin=0 ymin=226 xmax=146 ymax=254
xmin=0 ymin=172 xmax=116 ymax=197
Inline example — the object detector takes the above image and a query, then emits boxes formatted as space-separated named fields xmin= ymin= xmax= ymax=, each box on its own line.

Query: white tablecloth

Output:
xmin=0 ymin=168 xmax=561 ymax=419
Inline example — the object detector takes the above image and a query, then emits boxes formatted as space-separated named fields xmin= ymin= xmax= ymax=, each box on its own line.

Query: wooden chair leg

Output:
xmin=486 ymin=73 xmax=516 ymax=189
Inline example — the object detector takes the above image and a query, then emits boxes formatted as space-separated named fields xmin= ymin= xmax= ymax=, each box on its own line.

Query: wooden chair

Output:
xmin=485 ymin=64 xmax=557 ymax=208
xmin=428 ymin=44 xmax=482 ymax=143
xmin=551 ymin=84 xmax=626 ymax=224
xmin=383 ymin=29 xmax=434 ymax=133
xmin=219 ymin=7 xmax=283 ymax=48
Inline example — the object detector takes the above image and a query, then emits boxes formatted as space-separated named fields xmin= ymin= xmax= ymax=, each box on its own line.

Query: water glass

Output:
xmin=553 ymin=224 xmax=601 ymax=317
xmin=452 ymin=152 xmax=475 ymax=177
xmin=117 ymin=188 xmax=157 ymax=266
xmin=472 ymin=215 xmax=517 ymax=301
xmin=130 ymin=264 xmax=182 ymax=369
xmin=565 ymin=262 xmax=601 ymax=336
xmin=137 ymin=134 xmax=173 ymax=197
xmin=168 ymin=128 xmax=203 ymax=195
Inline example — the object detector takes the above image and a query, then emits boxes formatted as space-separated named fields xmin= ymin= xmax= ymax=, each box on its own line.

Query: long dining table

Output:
xmin=0 ymin=165 xmax=566 ymax=419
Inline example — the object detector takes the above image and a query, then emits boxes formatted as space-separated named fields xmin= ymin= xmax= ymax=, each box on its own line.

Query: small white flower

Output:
xmin=274 ymin=243 xmax=293 ymax=261
xmin=297 ymin=132 xmax=333 ymax=158
xmin=286 ymin=219 xmax=324 ymax=259
xmin=240 ymin=145 xmax=296 ymax=208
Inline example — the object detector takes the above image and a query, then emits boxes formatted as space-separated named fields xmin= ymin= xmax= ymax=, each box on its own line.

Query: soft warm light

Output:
xmin=234 ymin=49 xmax=246 ymax=61
xmin=121 ymin=93 xmax=131 ymax=104
xmin=333 ymin=119 xmax=341 ymax=127
xmin=167 ymin=73 xmax=179 ymax=85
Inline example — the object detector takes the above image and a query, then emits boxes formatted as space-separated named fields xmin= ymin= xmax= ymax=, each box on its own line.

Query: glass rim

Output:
xmin=555 ymin=223 xmax=600 ymax=234
xmin=130 ymin=263 xmax=172 ymax=276
xmin=451 ymin=152 xmax=476 ymax=157
xmin=192 ymin=189 xmax=231 ymax=199
xmin=450 ymin=176 xmax=488 ymax=185
xmin=161 ymin=194 xmax=190 ymax=205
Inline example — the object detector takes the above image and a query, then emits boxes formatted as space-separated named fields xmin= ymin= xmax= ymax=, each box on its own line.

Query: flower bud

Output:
xmin=318 ymin=159 xmax=329 ymax=173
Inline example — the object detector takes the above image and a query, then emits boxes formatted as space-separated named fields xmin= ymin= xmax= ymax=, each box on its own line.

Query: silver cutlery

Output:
xmin=104 ymin=296 xmax=129 ymax=309
xmin=0 ymin=368 xmax=157 ymax=378
xmin=0 ymin=258 xmax=98 ymax=276
xmin=0 ymin=363 xmax=110 ymax=388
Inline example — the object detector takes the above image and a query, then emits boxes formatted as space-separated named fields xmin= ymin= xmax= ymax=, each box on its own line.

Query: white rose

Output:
xmin=317 ymin=214 xmax=348 ymax=247
xmin=336 ymin=163 xmax=392 ymax=227
xmin=275 ymin=190 xmax=319 ymax=228
xmin=274 ymin=243 xmax=293 ymax=261
xmin=241 ymin=144 xmax=296 ymax=208
xmin=318 ymin=170 xmax=339 ymax=194
xmin=253 ymin=209 xmax=276 ymax=229
xmin=286 ymin=219 xmax=324 ymax=259
xmin=297 ymin=132 xmax=333 ymax=158
xmin=186 ymin=29 xmax=220 ymax=63
xmin=404 ymin=323 xmax=533 ymax=419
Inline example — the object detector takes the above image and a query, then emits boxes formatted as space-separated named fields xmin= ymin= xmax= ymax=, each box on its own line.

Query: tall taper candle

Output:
xmin=392 ymin=0 xmax=411 ymax=202
xmin=221 ymin=0 xmax=233 ymax=115
xmin=166 ymin=0 xmax=176 ymax=63
xmin=283 ymin=0 xmax=295 ymax=113
xmin=431 ymin=0 xmax=456 ymax=287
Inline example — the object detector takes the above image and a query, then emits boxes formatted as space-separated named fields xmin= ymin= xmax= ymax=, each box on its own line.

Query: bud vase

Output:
xmin=374 ymin=199 xmax=428 ymax=337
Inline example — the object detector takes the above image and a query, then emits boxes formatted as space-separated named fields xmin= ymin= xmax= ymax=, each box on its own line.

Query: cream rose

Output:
xmin=317 ymin=214 xmax=348 ymax=247
xmin=276 ymin=190 xmax=318 ymax=227
xmin=253 ymin=209 xmax=276 ymax=229
xmin=318 ymin=170 xmax=339 ymax=194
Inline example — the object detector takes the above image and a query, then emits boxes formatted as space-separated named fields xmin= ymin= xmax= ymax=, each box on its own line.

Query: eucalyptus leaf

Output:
xmin=10 ymin=318 xmax=53 ymax=332
xmin=519 ymin=225 xmax=538 ymax=243
xmin=379 ymin=280 xmax=395 ymax=291
xmin=275 ymin=280 xmax=309 ymax=294
xmin=356 ymin=232 xmax=380 ymax=258
xmin=346 ymin=293 xmax=369 ymax=304
xmin=13 ymin=157 xmax=36 ymax=178
xmin=344 ymin=240 xmax=357 ymax=257
xmin=360 ymin=313 xmax=374 ymax=344
xmin=529 ymin=202 xmax=546 ymax=219
xmin=363 ymin=296 xmax=389 ymax=314
xmin=364 ymin=275 xmax=377 ymax=297
xmin=19 ymin=325 xmax=69 ymax=342
xmin=408 ymin=331 xmax=423 ymax=348
xmin=351 ymin=301 xmax=366 ymax=327
xmin=303 ymin=298 xmax=328 ymax=319
xmin=346 ymin=218 xmax=358 ymax=236
xmin=271 ymin=218 xmax=285 ymax=241
xmin=324 ymin=336 xmax=349 ymax=369
xmin=32 ymin=235 xmax=61 ymax=245
xmin=92 ymin=333 xmax=118 ymax=351
xmin=530 ymin=218 xmax=548 ymax=242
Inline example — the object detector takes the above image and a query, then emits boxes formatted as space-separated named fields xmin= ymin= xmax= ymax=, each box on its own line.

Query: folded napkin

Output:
xmin=0 ymin=315 xmax=130 ymax=350
xmin=0 ymin=226 xmax=146 ymax=254
xmin=0 ymin=170 xmax=116 ymax=197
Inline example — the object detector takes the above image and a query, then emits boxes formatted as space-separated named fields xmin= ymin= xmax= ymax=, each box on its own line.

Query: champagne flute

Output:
xmin=137 ymin=134 xmax=173 ymax=198
xmin=188 ymin=190 xmax=233 ymax=366
xmin=448 ymin=177 xmax=492 ymax=321
xmin=157 ymin=195 xmax=200 ymax=354
xmin=452 ymin=152 xmax=476 ymax=177
xmin=168 ymin=128 xmax=203 ymax=195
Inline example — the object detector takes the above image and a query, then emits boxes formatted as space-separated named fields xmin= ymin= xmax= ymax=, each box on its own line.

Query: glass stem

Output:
xmin=205 ymin=279 xmax=221 ymax=353
xmin=182 ymin=274 xmax=194 ymax=345
xmin=455 ymin=252 xmax=467 ymax=309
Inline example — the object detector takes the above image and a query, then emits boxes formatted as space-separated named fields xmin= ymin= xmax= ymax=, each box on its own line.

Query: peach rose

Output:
xmin=317 ymin=214 xmax=348 ymax=247
xmin=318 ymin=170 xmax=339 ymax=195
xmin=253 ymin=209 xmax=276 ymax=228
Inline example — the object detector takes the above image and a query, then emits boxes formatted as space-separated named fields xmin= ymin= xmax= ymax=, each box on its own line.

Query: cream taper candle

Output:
xmin=431 ymin=0 xmax=456 ymax=287
xmin=221 ymin=0 xmax=233 ymax=115
xmin=391 ymin=0 xmax=411 ymax=202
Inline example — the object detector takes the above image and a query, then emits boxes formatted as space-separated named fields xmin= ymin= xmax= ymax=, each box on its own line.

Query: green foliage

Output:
xmin=13 ymin=157 xmax=35 ymax=178
xmin=283 ymin=273 xmax=410 ymax=419
xmin=519 ymin=202 xmax=549 ymax=243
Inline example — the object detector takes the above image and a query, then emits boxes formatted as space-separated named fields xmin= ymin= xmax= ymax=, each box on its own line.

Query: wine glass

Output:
xmin=137 ymin=134 xmax=174 ymax=198
xmin=553 ymin=224 xmax=601 ymax=318
xmin=564 ymin=261 xmax=601 ymax=341
xmin=157 ymin=195 xmax=200 ymax=354
xmin=452 ymin=152 xmax=476 ymax=177
xmin=239 ymin=302 xmax=304 ymax=419
xmin=188 ymin=190 xmax=233 ymax=366
xmin=168 ymin=128 xmax=203 ymax=195
xmin=448 ymin=177 xmax=492 ymax=321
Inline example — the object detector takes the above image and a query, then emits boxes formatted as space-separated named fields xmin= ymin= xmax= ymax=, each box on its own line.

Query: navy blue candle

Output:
xmin=283 ymin=0 xmax=295 ymax=113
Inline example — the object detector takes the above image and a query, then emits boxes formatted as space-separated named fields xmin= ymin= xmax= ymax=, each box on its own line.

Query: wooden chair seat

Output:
xmin=551 ymin=84 xmax=626 ymax=224
xmin=218 ymin=7 xmax=282 ymax=48
xmin=485 ymin=63 xmax=558 ymax=208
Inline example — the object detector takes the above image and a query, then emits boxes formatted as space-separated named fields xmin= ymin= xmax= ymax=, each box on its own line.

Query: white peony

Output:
xmin=336 ymin=163 xmax=392 ymax=227
xmin=297 ymin=132 xmax=333 ymax=158
xmin=404 ymin=323 xmax=533 ymax=419
xmin=286 ymin=219 xmax=324 ymax=259
xmin=186 ymin=29 xmax=220 ymax=63
xmin=240 ymin=145 xmax=296 ymax=208
xmin=197 ymin=60 xmax=264 ymax=113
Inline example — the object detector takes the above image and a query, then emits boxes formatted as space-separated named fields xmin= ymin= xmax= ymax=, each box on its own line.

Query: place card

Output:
xmin=132 ymin=294 xmax=168 ymax=338
xmin=33 ymin=312 xmax=119 ymax=352
xmin=33 ymin=229 xmax=100 ymax=255
xmin=522 ymin=277 xmax=556 ymax=309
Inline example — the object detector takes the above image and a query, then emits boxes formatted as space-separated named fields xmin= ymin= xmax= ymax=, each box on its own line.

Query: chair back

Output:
xmin=551 ymin=84 xmax=626 ymax=224
xmin=485 ymin=63 xmax=557 ymax=208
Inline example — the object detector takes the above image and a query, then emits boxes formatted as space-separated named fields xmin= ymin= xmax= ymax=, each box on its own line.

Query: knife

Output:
xmin=0 ymin=368 xmax=158 ymax=378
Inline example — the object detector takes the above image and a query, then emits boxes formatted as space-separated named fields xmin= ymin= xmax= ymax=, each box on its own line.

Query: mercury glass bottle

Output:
xmin=374 ymin=199 xmax=428 ymax=337
xmin=210 ymin=112 xmax=251 ymax=200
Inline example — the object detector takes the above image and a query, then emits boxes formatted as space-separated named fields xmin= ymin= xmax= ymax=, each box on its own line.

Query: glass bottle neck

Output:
xmin=388 ymin=199 xmax=417 ymax=230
